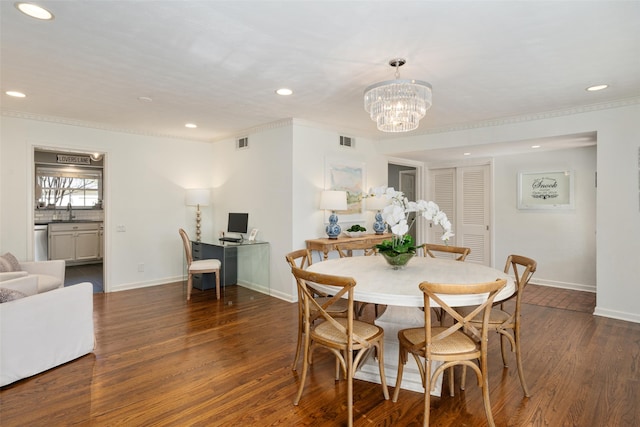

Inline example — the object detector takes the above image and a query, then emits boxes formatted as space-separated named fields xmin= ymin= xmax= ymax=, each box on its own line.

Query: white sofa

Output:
xmin=0 ymin=277 xmax=95 ymax=387
xmin=0 ymin=259 xmax=65 ymax=293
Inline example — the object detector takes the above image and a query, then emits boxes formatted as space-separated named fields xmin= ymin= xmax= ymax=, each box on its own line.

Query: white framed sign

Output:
xmin=517 ymin=170 xmax=574 ymax=210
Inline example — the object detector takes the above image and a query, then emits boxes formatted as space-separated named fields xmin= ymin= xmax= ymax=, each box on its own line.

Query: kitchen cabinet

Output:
xmin=49 ymin=222 xmax=102 ymax=264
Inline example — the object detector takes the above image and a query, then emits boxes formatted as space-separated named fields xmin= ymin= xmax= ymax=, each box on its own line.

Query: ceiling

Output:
xmin=1 ymin=1 xmax=639 ymax=162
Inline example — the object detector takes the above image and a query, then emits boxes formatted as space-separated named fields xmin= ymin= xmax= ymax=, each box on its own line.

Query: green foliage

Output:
xmin=375 ymin=234 xmax=417 ymax=256
xmin=346 ymin=224 xmax=366 ymax=232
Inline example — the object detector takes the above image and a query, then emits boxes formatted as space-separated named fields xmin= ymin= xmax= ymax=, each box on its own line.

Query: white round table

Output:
xmin=306 ymin=255 xmax=514 ymax=394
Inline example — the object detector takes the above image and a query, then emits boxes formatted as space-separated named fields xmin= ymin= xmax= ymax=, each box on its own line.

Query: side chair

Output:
xmin=290 ymin=266 xmax=389 ymax=427
xmin=463 ymin=254 xmax=537 ymax=397
xmin=285 ymin=249 xmax=348 ymax=371
xmin=419 ymin=243 xmax=470 ymax=261
xmin=393 ymin=279 xmax=507 ymax=427
xmin=179 ymin=228 xmax=221 ymax=300
xmin=419 ymin=243 xmax=471 ymax=326
xmin=335 ymin=241 xmax=380 ymax=319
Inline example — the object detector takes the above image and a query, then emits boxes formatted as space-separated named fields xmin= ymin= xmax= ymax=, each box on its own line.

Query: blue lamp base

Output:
xmin=326 ymin=211 xmax=341 ymax=239
xmin=373 ymin=211 xmax=386 ymax=235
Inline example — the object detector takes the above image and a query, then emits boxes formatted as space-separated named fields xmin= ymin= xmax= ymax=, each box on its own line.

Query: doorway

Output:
xmin=388 ymin=163 xmax=419 ymax=243
xmin=33 ymin=147 xmax=106 ymax=293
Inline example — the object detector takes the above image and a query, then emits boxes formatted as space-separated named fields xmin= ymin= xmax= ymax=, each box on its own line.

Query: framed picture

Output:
xmin=518 ymin=170 xmax=575 ymax=210
xmin=325 ymin=158 xmax=365 ymax=222
xmin=248 ymin=228 xmax=258 ymax=241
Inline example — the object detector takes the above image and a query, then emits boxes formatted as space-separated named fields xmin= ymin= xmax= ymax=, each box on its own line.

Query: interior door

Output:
xmin=399 ymin=170 xmax=417 ymax=243
xmin=457 ymin=165 xmax=491 ymax=264
xmin=428 ymin=165 xmax=491 ymax=265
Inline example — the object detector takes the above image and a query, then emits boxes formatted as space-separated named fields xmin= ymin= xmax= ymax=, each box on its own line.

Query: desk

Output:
xmin=192 ymin=240 xmax=270 ymax=292
xmin=305 ymin=233 xmax=393 ymax=261
xmin=307 ymin=256 xmax=513 ymax=395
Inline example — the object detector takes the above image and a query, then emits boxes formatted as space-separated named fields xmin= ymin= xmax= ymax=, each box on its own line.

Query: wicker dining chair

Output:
xmin=392 ymin=278 xmax=507 ymax=427
xmin=419 ymin=243 xmax=470 ymax=261
xmin=290 ymin=266 xmax=389 ymax=427
xmin=335 ymin=241 xmax=377 ymax=258
xmin=335 ymin=241 xmax=380 ymax=319
xmin=178 ymin=228 xmax=221 ymax=300
xmin=462 ymin=254 xmax=537 ymax=397
xmin=419 ymin=243 xmax=471 ymax=326
xmin=285 ymin=249 xmax=348 ymax=371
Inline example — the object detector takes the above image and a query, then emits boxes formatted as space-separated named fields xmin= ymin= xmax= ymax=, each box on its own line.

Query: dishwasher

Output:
xmin=34 ymin=224 xmax=48 ymax=261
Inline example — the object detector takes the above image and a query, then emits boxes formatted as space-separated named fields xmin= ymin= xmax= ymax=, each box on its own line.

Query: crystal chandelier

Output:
xmin=364 ymin=58 xmax=432 ymax=133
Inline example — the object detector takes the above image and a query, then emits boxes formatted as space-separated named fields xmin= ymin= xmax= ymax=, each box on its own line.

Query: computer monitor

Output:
xmin=227 ymin=213 xmax=248 ymax=234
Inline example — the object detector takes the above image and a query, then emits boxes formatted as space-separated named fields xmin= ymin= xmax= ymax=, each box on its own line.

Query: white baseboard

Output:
xmin=530 ymin=279 xmax=596 ymax=293
xmin=593 ymin=307 xmax=640 ymax=324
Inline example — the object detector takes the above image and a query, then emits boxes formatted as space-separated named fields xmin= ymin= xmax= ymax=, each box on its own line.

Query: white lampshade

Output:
xmin=320 ymin=190 xmax=347 ymax=211
xmin=185 ymin=188 xmax=211 ymax=207
xmin=366 ymin=195 xmax=389 ymax=211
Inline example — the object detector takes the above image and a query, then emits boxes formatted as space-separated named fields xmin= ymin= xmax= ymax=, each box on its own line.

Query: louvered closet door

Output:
xmin=428 ymin=168 xmax=456 ymax=245
xmin=428 ymin=165 xmax=491 ymax=265
xmin=458 ymin=166 xmax=490 ymax=265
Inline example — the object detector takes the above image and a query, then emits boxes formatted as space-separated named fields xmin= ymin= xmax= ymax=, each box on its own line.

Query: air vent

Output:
xmin=236 ymin=137 xmax=249 ymax=150
xmin=340 ymin=135 xmax=354 ymax=148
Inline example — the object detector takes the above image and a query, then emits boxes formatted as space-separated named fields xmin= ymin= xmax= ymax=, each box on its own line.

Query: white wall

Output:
xmin=376 ymin=102 xmax=640 ymax=323
xmin=211 ymin=119 xmax=388 ymax=301
xmin=494 ymin=146 xmax=596 ymax=291
xmin=0 ymin=116 xmax=215 ymax=292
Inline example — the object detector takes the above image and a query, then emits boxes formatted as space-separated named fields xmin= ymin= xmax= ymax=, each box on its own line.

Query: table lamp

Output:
xmin=320 ymin=190 xmax=347 ymax=239
xmin=366 ymin=195 xmax=389 ymax=235
xmin=185 ymin=188 xmax=211 ymax=242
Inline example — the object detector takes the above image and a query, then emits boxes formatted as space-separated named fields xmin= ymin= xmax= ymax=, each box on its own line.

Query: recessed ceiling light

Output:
xmin=137 ymin=96 xmax=153 ymax=103
xmin=15 ymin=2 xmax=54 ymax=20
xmin=463 ymin=152 xmax=471 ymax=156
xmin=276 ymin=88 xmax=293 ymax=96
xmin=531 ymin=145 xmax=541 ymax=149
xmin=6 ymin=91 xmax=26 ymax=98
xmin=586 ymin=84 xmax=609 ymax=92
xmin=185 ymin=123 xmax=197 ymax=129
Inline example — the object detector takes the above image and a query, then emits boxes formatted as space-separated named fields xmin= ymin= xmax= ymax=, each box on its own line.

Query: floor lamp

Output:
xmin=185 ymin=188 xmax=211 ymax=242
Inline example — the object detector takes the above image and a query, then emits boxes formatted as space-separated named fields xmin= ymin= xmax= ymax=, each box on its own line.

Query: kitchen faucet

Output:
xmin=67 ymin=202 xmax=75 ymax=221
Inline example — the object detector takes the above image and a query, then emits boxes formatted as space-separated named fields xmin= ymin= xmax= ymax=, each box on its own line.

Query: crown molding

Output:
xmin=4 ymin=96 xmax=639 ymax=143
xmin=395 ymin=97 xmax=640 ymax=139
xmin=1 ymin=110 xmax=210 ymax=142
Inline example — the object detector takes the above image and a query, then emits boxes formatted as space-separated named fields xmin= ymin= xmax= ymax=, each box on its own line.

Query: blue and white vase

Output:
xmin=325 ymin=211 xmax=341 ymax=239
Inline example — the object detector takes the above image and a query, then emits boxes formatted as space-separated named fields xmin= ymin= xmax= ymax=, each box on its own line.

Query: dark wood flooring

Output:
xmin=64 ymin=263 xmax=103 ymax=293
xmin=1 ymin=282 xmax=638 ymax=426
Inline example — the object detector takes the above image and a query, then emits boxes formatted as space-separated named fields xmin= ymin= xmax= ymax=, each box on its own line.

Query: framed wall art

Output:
xmin=324 ymin=158 xmax=365 ymax=221
xmin=517 ymin=170 xmax=575 ymax=210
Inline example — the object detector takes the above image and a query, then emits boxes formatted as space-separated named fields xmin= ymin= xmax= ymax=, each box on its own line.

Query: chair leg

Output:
xmin=481 ymin=373 xmax=496 ymax=427
xmin=448 ymin=366 xmax=455 ymax=397
xmin=500 ymin=332 xmax=509 ymax=366
xmin=424 ymin=359 xmax=432 ymax=427
xmin=347 ymin=349 xmax=354 ymax=427
xmin=514 ymin=326 xmax=531 ymax=397
xmin=187 ymin=272 xmax=193 ymax=300
xmin=377 ymin=342 xmax=390 ymax=400
xmin=292 ymin=324 xmax=303 ymax=371
xmin=294 ymin=332 xmax=311 ymax=405
xmin=215 ymin=269 xmax=221 ymax=300
xmin=392 ymin=346 xmax=406 ymax=402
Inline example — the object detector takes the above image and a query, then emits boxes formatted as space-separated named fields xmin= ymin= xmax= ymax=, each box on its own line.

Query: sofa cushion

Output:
xmin=35 ymin=274 xmax=64 ymax=293
xmin=0 ymin=252 xmax=21 ymax=272
xmin=0 ymin=276 xmax=38 ymax=296
xmin=0 ymin=287 xmax=27 ymax=303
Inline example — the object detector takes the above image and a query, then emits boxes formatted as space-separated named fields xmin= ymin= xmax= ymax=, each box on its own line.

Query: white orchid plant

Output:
xmin=368 ymin=186 xmax=454 ymax=256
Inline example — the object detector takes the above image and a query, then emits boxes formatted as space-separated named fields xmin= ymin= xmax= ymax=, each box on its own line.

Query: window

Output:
xmin=36 ymin=166 xmax=102 ymax=208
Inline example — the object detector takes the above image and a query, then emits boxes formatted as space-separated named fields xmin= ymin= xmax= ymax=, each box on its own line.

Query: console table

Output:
xmin=191 ymin=240 xmax=269 ymax=292
xmin=305 ymin=233 xmax=393 ymax=261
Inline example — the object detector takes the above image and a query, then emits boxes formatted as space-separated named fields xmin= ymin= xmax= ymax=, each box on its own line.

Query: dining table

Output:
xmin=306 ymin=255 xmax=514 ymax=396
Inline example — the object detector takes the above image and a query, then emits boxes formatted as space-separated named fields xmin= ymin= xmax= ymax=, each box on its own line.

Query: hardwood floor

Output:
xmin=1 ymin=282 xmax=638 ymax=426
